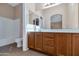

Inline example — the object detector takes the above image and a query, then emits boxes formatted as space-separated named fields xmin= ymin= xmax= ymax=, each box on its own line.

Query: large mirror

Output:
xmin=28 ymin=3 xmax=79 ymax=31
xmin=42 ymin=3 xmax=79 ymax=29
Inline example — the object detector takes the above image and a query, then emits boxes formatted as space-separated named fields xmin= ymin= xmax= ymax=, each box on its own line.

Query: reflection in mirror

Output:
xmin=51 ymin=14 xmax=62 ymax=29
xmin=29 ymin=11 xmax=35 ymax=25
xmin=42 ymin=3 xmax=78 ymax=29
xmin=28 ymin=3 xmax=79 ymax=31
xmin=28 ymin=10 xmax=41 ymax=32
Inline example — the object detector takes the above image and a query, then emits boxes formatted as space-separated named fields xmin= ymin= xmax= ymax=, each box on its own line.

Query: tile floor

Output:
xmin=0 ymin=43 xmax=47 ymax=56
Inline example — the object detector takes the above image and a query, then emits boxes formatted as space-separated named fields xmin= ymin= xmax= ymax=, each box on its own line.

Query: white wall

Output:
xmin=78 ymin=4 xmax=79 ymax=28
xmin=67 ymin=3 xmax=78 ymax=29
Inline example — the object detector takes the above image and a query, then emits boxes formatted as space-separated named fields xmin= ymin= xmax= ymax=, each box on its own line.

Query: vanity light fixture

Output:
xmin=42 ymin=3 xmax=61 ymax=9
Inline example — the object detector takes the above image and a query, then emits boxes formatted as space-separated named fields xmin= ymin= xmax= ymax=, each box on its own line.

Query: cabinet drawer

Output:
xmin=43 ymin=32 xmax=55 ymax=38
xmin=43 ymin=37 xmax=55 ymax=47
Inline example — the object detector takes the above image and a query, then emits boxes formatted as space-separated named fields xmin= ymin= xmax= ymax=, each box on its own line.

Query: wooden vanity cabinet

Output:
xmin=28 ymin=32 xmax=35 ymax=49
xmin=28 ymin=32 xmax=79 ymax=56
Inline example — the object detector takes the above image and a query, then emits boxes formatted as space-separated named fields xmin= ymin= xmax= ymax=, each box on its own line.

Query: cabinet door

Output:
xmin=28 ymin=32 xmax=35 ymax=49
xmin=72 ymin=34 xmax=79 ymax=56
xmin=56 ymin=33 xmax=72 ymax=56
xmin=35 ymin=32 xmax=43 ymax=51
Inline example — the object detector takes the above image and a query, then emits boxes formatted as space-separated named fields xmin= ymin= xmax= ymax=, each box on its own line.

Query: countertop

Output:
xmin=28 ymin=29 xmax=79 ymax=33
xmin=40 ymin=29 xmax=79 ymax=33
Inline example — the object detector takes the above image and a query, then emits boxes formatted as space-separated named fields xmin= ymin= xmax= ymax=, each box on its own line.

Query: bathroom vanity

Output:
xmin=28 ymin=29 xmax=79 ymax=56
xmin=27 ymin=3 xmax=79 ymax=56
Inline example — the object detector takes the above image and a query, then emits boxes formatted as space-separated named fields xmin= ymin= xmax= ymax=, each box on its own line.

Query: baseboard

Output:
xmin=23 ymin=48 xmax=29 ymax=51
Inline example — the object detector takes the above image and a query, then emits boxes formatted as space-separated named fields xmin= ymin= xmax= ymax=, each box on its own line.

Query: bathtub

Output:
xmin=0 ymin=17 xmax=22 ymax=48
xmin=0 ymin=37 xmax=22 ymax=48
